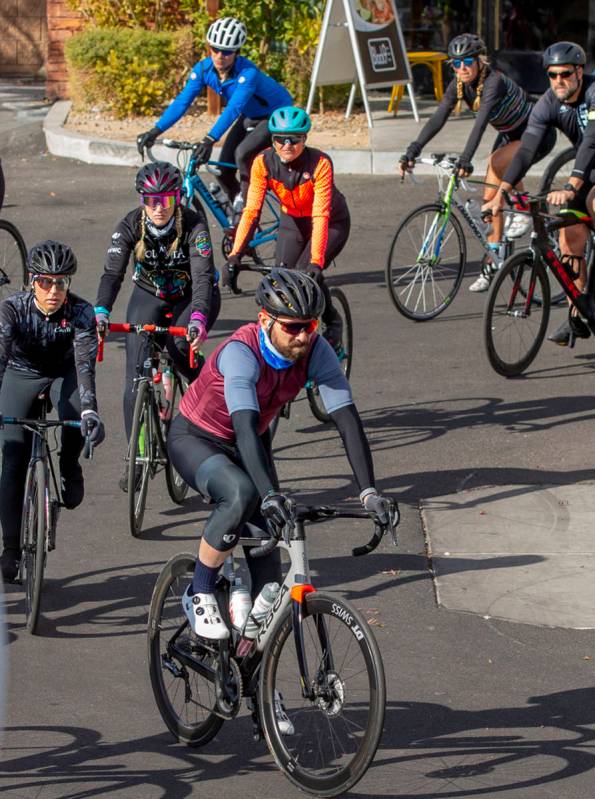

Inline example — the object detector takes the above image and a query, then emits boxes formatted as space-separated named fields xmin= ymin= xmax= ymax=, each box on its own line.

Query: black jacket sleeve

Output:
xmin=330 ymin=403 xmax=375 ymax=492
xmin=572 ymin=83 xmax=595 ymax=179
xmin=460 ymin=71 xmax=506 ymax=163
xmin=406 ymin=79 xmax=458 ymax=156
xmin=95 ymin=215 xmax=136 ymax=312
xmin=231 ymin=409 xmax=277 ymax=497
xmin=73 ymin=301 xmax=99 ymax=413
xmin=502 ymin=93 xmax=553 ymax=185
xmin=186 ymin=213 xmax=217 ymax=316
xmin=0 ymin=299 xmax=16 ymax=395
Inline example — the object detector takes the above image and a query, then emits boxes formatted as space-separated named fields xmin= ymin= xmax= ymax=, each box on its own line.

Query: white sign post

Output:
xmin=306 ymin=0 xmax=417 ymax=128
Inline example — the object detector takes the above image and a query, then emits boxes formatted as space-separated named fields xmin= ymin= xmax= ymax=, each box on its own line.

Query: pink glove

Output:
xmin=188 ymin=311 xmax=208 ymax=344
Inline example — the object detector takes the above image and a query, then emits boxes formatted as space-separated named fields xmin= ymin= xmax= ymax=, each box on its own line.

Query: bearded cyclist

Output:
xmin=482 ymin=41 xmax=595 ymax=345
xmin=136 ymin=16 xmax=292 ymax=212
xmin=166 ymin=268 xmax=396 ymax=646
xmin=0 ymin=241 xmax=105 ymax=582
xmin=94 ymin=161 xmax=220 ymax=490
xmin=399 ymin=33 xmax=557 ymax=292
xmin=227 ymin=106 xmax=348 ymax=347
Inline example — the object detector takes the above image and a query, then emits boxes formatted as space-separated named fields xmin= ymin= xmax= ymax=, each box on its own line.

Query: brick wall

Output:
xmin=0 ymin=0 xmax=47 ymax=78
xmin=46 ymin=0 xmax=83 ymax=99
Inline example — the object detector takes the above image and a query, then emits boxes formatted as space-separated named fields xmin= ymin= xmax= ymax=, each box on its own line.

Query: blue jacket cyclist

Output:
xmin=136 ymin=16 xmax=292 ymax=209
xmin=0 ymin=241 xmax=105 ymax=582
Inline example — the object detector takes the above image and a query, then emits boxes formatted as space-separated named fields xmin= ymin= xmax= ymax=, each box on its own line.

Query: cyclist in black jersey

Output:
xmin=483 ymin=41 xmax=595 ymax=345
xmin=0 ymin=241 xmax=105 ymax=581
xmin=0 ymin=159 xmax=4 ymax=212
xmin=94 ymin=161 xmax=220 ymax=490
xmin=399 ymin=33 xmax=556 ymax=292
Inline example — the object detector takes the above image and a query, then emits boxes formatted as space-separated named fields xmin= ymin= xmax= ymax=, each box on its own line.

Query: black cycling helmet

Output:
xmin=135 ymin=161 xmax=182 ymax=194
xmin=447 ymin=34 xmax=486 ymax=60
xmin=256 ymin=268 xmax=325 ymax=319
xmin=542 ymin=41 xmax=586 ymax=68
xmin=28 ymin=240 xmax=77 ymax=276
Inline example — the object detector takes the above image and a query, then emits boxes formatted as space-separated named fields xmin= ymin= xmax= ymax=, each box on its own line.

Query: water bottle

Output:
xmin=232 ymin=193 xmax=244 ymax=214
xmin=465 ymin=198 xmax=489 ymax=236
xmin=160 ymin=367 xmax=174 ymax=421
xmin=236 ymin=582 xmax=280 ymax=657
xmin=229 ymin=578 xmax=252 ymax=631
xmin=208 ymin=181 xmax=221 ymax=199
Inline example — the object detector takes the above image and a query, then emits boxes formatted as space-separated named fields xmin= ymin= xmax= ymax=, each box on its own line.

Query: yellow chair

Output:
xmin=388 ymin=51 xmax=448 ymax=114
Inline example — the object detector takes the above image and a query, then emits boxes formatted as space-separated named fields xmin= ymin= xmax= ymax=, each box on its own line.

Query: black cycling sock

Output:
xmin=192 ymin=558 xmax=220 ymax=594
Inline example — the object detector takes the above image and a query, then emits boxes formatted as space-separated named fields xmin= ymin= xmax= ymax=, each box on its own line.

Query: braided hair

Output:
xmin=454 ymin=56 xmax=488 ymax=116
xmin=134 ymin=205 xmax=184 ymax=262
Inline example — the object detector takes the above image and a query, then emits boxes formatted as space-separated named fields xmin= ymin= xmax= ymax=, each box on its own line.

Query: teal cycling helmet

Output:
xmin=268 ymin=106 xmax=312 ymax=135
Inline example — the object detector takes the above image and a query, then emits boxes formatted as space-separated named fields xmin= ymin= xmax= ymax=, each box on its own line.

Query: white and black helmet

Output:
xmin=206 ymin=17 xmax=247 ymax=51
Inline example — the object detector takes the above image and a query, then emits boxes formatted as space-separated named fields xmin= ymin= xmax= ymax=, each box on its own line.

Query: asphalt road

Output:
xmin=1 ymin=152 xmax=594 ymax=799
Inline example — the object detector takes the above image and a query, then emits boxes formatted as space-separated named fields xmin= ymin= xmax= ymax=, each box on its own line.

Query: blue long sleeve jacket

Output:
xmin=156 ymin=56 xmax=292 ymax=142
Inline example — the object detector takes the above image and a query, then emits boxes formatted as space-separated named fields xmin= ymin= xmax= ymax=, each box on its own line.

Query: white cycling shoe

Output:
xmin=468 ymin=271 xmax=492 ymax=292
xmin=274 ymin=690 xmax=295 ymax=735
xmin=505 ymin=212 xmax=532 ymax=239
xmin=182 ymin=587 xmax=229 ymax=640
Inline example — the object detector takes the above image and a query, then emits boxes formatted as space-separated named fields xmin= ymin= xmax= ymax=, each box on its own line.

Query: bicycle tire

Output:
xmin=21 ymin=460 xmax=47 ymax=634
xmin=260 ymin=592 xmax=385 ymax=797
xmin=128 ymin=380 xmax=155 ymax=537
xmin=148 ymin=552 xmax=224 ymax=746
xmin=538 ymin=146 xmax=577 ymax=305
xmin=386 ymin=203 xmax=466 ymax=321
xmin=0 ymin=219 xmax=27 ymax=302
xmin=163 ymin=373 xmax=189 ymax=504
xmin=483 ymin=251 xmax=550 ymax=377
xmin=307 ymin=287 xmax=353 ymax=423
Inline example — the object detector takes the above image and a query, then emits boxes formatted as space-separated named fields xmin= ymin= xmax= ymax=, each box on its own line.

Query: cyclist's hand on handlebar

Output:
xmin=95 ymin=310 xmax=109 ymax=337
xmin=398 ymin=155 xmax=415 ymax=178
xmin=455 ymin=157 xmax=473 ymax=178
xmin=136 ymin=127 xmax=161 ymax=157
xmin=80 ymin=410 xmax=105 ymax=447
xmin=188 ymin=311 xmax=208 ymax=348
xmin=547 ymin=188 xmax=576 ymax=207
xmin=261 ymin=490 xmax=296 ymax=538
xmin=192 ymin=135 xmax=215 ymax=165
xmin=482 ymin=192 xmax=505 ymax=218
xmin=361 ymin=490 xmax=399 ymax=528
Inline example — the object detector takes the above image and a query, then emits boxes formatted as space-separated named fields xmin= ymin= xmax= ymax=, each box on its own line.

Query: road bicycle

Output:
xmin=147 ymin=139 xmax=279 ymax=269
xmin=0 ymin=218 xmax=27 ymax=302
xmin=148 ymin=502 xmax=398 ymax=796
xmin=98 ymin=322 xmax=194 ymax=537
xmin=483 ymin=190 xmax=595 ymax=377
xmin=387 ymin=150 xmax=574 ymax=321
xmin=2 ymin=389 xmax=93 ymax=633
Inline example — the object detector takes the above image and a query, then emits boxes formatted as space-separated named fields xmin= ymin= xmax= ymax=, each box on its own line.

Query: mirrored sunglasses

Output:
xmin=211 ymin=47 xmax=235 ymax=56
xmin=33 ymin=275 xmax=70 ymax=291
xmin=451 ymin=57 xmax=476 ymax=69
xmin=547 ymin=69 xmax=575 ymax=80
xmin=273 ymin=318 xmax=318 ymax=336
xmin=272 ymin=135 xmax=306 ymax=146
xmin=141 ymin=192 xmax=179 ymax=209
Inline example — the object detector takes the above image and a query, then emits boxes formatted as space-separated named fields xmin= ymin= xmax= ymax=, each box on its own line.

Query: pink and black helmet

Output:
xmin=135 ymin=161 xmax=182 ymax=195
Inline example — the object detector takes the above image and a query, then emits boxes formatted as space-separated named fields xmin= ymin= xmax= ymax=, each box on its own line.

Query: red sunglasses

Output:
xmin=271 ymin=317 xmax=318 ymax=336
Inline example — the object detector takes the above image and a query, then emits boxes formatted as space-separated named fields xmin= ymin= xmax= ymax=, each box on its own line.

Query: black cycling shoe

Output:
xmin=119 ymin=464 xmax=142 ymax=493
xmin=1 ymin=548 xmax=21 ymax=582
xmin=548 ymin=319 xmax=572 ymax=346
xmin=569 ymin=315 xmax=591 ymax=340
xmin=323 ymin=311 xmax=344 ymax=352
xmin=222 ymin=262 xmax=242 ymax=295
xmin=61 ymin=463 xmax=84 ymax=509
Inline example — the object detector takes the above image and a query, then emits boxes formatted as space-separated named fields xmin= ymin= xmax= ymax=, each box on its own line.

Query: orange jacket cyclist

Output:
xmin=226 ymin=106 xmax=349 ymax=345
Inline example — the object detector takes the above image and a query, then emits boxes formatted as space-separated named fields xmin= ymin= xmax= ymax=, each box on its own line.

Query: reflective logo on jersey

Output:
xmin=195 ymin=230 xmax=212 ymax=258
xmin=191 ymin=72 xmax=197 ymax=80
xmin=578 ymin=102 xmax=588 ymax=131
xmin=588 ymin=109 xmax=595 ymax=121
xmin=238 ymin=76 xmax=246 ymax=83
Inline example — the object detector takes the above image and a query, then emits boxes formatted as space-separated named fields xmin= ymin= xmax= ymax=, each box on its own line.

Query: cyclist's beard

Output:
xmin=272 ymin=334 xmax=309 ymax=361
xmin=554 ymin=77 xmax=581 ymax=102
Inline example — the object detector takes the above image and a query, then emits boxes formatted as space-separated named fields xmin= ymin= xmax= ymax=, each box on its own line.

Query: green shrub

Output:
xmin=67 ymin=0 xmax=188 ymax=31
xmin=65 ymin=27 xmax=196 ymax=117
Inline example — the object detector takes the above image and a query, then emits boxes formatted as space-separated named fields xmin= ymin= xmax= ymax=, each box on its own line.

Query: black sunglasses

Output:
xmin=272 ymin=135 xmax=305 ymax=146
xmin=211 ymin=47 xmax=235 ymax=56
xmin=547 ymin=69 xmax=576 ymax=80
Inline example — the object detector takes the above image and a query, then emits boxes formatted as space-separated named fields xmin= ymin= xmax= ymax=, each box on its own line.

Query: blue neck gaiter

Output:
xmin=259 ymin=326 xmax=294 ymax=370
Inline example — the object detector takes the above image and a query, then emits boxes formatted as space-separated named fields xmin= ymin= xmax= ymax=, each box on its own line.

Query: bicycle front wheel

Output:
xmin=307 ymin=286 xmax=353 ymax=423
xmin=128 ymin=380 xmax=156 ymax=537
xmin=20 ymin=460 xmax=47 ymax=634
xmin=0 ymin=219 xmax=27 ymax=302
xmin=163 ymin=373 xmax=189 ymax=505
xmin=260 ymin=592 xmax=385 ymax=797
xmin=483 ymin=251 xmax=550 ymax=377
xmin=148 ymin=553 xmax=223 ymax=746
xmin=386 ymin=203 xmax=466 ymax=321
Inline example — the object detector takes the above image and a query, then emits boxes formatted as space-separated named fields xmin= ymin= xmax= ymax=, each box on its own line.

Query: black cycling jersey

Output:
xmin=95 ymin=205 xmax=217 ymax=315
xmin=408 ymin=68 xmax=533 ymax=164
xmin=503 ymin=73 xmax=595 ymax=186
xmin=0 ymin=291 xmax=98 ymax=412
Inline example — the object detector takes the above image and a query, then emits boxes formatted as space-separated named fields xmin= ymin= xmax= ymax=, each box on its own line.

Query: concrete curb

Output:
xmin=44 ymin=100 xmax=564 ymax=177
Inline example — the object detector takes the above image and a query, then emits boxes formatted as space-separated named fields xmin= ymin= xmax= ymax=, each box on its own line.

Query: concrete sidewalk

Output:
xmin=43 ymin=94 xmax=571 ymax=175
xmin=0 ymin=80 xmax=49 ymax=157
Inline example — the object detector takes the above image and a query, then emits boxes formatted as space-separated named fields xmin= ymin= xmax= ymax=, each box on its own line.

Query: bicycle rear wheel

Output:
xmin=148 ymin=553 xmax=223 ymax=746
xmin=483 ymin=251 xmax=550 ymax=377
xmin=0 ymin=219 xmax=27 ymax=302
xmin=163 ymin=373 xmax=189 ymax=504
xmin=307 ymin=287 xmax=353 ymax=424
xmin=20 ymin=460 xmax=47 ymax=634
xmin=260 ymin=592 xmax=385 ymax=797
xmin=386 ymin=203 xmax=466 ymax=320
xmin=128 ymin=380 xmax=157 ymax=537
